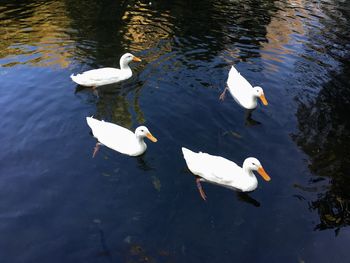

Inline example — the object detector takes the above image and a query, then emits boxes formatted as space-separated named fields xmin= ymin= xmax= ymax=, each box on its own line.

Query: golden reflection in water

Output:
xmin=133 ymin=88 xmax=145 ymax=125
xmin=87 ymin=86 xmax=145 ymax=130
xmin=90 ymin=93 xmax=131 ymax=129
xmin=89 ymin=1 xmax=172 ymax=129
xmin=120 ymin=1 xmax=173 ymax=53
xmin=260 ymin=0 xmax=306 ymax=71
xmin=0 ymin=1 xmax=73 ymax=68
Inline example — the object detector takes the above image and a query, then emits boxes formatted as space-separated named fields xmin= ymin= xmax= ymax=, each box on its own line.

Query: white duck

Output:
xmin=71 ymin=53 xmax=142 ymax=88
xmin=181 ymin=147 xmax=270 ymax=200
xmin=220 ymin=66 xmax=268 ymax=109
xmin=86 ymin=117 xmax=157 ymax=157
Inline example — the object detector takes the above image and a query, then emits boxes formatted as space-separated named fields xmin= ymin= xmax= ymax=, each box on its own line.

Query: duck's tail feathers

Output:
xmin=182 ymin=147 xmax=192 ymax=155
xmin=71 ymin=73 xmax=85 ymax=85
xmin=227 ymin=65 xmax=240 ymax=86
xmin=229 ymin=65 xmax=239 ymax=76
xmin=86 ymin=116 xmax=100 ymax=129
xmin=182 ymin=147 xmax=197 ymax=160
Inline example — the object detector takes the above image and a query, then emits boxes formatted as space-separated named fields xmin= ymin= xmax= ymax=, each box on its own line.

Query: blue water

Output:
xmin=1 ymin=0 xmax=350 ymax=262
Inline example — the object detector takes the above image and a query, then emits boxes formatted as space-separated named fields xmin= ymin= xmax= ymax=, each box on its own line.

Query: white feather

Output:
xmin=182 ymin=147 xmax=269 ymax=192
xmin=226 ymin=66 xmax=267 ymax=109
xmin=86 ymin=117 xmax=155 ymax=156
xmin=71 ymin=53 xmax=140 ymax=87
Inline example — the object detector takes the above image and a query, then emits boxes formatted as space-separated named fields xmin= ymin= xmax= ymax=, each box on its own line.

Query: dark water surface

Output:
xmin=1 ymin=0 xmax=350 ymax=262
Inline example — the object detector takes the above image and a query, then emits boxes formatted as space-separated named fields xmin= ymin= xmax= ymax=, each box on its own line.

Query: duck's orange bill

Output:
xmin=258 ymin=166 xmax=271 ymax=181
xmin=146 ymin=132 xmax=157 ymax=142
xmin=133 ymin=56 xmax=142 ymax=62
xmin=259 ymin=94 xmax=268 ymax=106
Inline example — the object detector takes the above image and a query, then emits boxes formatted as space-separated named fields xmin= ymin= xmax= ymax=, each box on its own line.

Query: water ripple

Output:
xmin=1 ymin=0 xmax=350 ymax=262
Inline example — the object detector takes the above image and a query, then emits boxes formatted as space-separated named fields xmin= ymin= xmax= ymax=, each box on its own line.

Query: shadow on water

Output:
xmin=237 ymin=192 xmax=261 ymax=207
xmin=136 ymin=155 xmax=154 ymax=171
xmin=244 ymin=109 xmax=261 ymax=126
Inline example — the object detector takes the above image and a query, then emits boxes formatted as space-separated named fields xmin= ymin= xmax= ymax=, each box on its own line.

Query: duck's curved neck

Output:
xmin=120 ymin=59 xmax=131 ymax=70
xmin=248 ymin=93 xmax=259 ymax=107
xmin=132 ymin=134 xmax=147 ymax=156
xmin=243 ymin=165 xmax=255 ymax=178
xmin=250 ymin=91 xmax=259 ymax=101
xmin=135 ymin=135 xmax=146 ymax=146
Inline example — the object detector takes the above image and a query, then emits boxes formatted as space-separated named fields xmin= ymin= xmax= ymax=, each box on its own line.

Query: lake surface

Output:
xmin=1 ymin=0 xmax=350 ymax=262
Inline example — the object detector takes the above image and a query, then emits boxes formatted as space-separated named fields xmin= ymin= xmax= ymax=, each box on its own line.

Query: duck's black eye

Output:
xmin=252 ymin=162 xmax=256 ymax=165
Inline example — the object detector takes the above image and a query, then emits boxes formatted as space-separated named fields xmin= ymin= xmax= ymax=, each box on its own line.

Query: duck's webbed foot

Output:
xmin=92 ymin=142 xmax=102 ymax=158
xmin=196 ymin=178 xmax=207 ymax=201
xmin=92 ymin=86 xmax=99 ymax=97
xmin=219 ymin=87 xmax=228 ymax=101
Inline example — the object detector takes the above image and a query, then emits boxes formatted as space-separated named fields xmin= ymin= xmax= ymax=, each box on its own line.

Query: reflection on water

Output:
xmin=292 ymin=0 xmax=350 ymax=233
xmin=121 ymin=1 xmax=173 ymax=52
xmin=75 ymin=80 xmax=146 ymax=129
xmin=75 ymin=85 xmax=145 ymax=129
xmin=260 ymin=0 xmax=307 ymax=71
xmin=0 ymin=1 xmax=73 ymax=68
xmin=294 ymin=63 xmax=350 ymax=233
xmin=1 ymin=0 xmax=350 ymax=262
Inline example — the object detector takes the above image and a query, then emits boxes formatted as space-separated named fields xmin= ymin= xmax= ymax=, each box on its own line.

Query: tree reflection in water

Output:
xmin=293 ymin=62 xmax=350 ymax=233
xmin=291 ymin=0 xmax=350 ymax=234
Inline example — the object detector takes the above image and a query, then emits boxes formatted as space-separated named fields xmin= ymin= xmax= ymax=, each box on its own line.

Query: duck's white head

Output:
xmin=243 ymin=157 xmax=271 ymax=181
xmin=253 ymin=86 xmax=268 ymax=106
xmin=120 ymin=53 xmax=142 ymax=67
xmin=135 ymin=126 xmax=157 ymax=142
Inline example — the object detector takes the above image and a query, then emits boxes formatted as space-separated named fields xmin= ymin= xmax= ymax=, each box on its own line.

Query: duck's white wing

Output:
xmin=227 ymin=66 xmax=257 ymax=108
xmin=86 ymin=117 xmax=136 ymax=154
xmin=71 ymin=68 xmax=124 ymax=86
xmin=227 ymin=66 xmax=253 ymax=90
xmin=182 ymin=147 xmax=240 ymax=184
